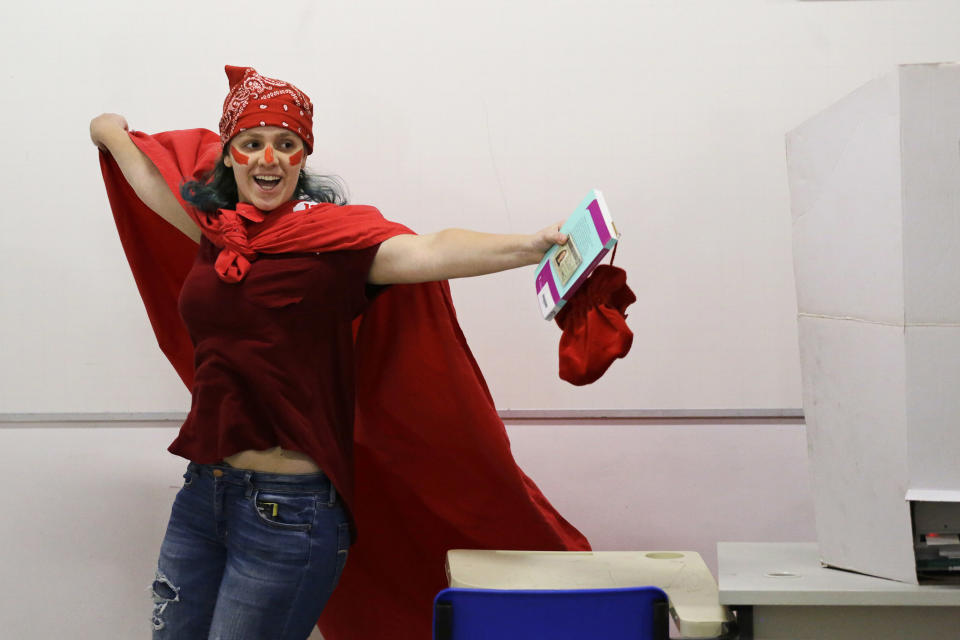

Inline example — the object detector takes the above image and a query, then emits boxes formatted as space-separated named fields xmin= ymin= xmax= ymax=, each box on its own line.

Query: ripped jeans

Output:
xmin=151 ymin=462 xmax=350 ymax=639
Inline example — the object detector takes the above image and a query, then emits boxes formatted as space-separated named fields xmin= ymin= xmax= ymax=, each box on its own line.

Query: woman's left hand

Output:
xmin=530 ymin=222 xmax=568 ymax=254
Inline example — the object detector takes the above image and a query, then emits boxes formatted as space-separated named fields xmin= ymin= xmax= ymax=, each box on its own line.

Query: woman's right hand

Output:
xmin=90 ymin=113 xmax=130 ymax=151
xmin=88 ymin=112 xmax=201 ymax=243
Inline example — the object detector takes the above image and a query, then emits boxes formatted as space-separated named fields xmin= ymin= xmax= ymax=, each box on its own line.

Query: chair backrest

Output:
xmin=433 ymin=586 xmax=670 ymax=640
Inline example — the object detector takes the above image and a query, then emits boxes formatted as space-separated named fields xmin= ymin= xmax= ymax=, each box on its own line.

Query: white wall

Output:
xmin=5 ymin=0 xmax=960 ymax=413
xmin=0 ymin=421 xmax=814 ymax=638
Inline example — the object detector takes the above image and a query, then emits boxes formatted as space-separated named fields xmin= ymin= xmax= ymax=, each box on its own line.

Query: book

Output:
xmin=535 ymin=189 xmax=620 ymax=320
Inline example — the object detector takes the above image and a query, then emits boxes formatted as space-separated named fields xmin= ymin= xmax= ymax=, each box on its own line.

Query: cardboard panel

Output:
xmin=786 ymin=73 xmax=904 ymax=324
xmin=789 ymin=65 xmax=960 ymax=584
xmin=798 ymin=316 xmax=916 ymax=584
xmin=906 ymin=326 xmax=960 ymax=490
xmin=900 ymin=64 xmax=960 ymax=324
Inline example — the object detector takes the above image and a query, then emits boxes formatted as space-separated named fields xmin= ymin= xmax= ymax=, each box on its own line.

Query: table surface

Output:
xmin=717 ymin=542 xmax=960 ymax=607
xmin=446 ymin=549 xmax=729 ymax=638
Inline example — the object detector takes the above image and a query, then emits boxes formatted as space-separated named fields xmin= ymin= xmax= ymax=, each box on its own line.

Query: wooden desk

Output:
xmin=718 ymin=542 xmax=960 ymax=639
xmin=446 ymin=549 xmax=730 ymax=638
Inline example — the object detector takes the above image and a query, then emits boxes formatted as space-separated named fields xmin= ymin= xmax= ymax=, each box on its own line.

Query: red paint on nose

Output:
xmin=287 ymin=149 xmax=303 ymax=166
xmin=264 ymin=145 xmax=275 ymax=163
xmin=229 ymin=146 xmax=250 ymax=165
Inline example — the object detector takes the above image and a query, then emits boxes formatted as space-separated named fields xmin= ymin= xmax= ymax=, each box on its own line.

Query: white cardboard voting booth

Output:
xmin=786 ymin=63 xmax=960 ymax=584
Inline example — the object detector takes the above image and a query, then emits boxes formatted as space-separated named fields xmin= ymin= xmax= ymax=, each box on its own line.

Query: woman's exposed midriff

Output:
xmin=223 ymin=446 xmax=323 ymax=474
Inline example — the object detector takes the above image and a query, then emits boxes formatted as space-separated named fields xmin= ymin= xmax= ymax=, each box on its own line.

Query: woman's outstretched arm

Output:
xmin=90 ymin=113 xmax=201 ymax=243
xmin=368 ymin=224 xmax=567 ymax=285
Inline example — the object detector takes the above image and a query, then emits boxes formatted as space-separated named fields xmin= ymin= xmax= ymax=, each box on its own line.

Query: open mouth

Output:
xmin=253 ymin=175 xmax=282 ymax=191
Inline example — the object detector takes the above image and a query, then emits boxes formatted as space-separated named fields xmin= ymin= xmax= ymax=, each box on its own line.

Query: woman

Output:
xmin=92 ymin=66 xmax=589 ymax=640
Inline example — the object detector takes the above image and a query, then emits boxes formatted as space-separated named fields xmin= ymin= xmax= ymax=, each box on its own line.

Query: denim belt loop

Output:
xmin=327 ymin=482 xmax=336 ymax=508
xmin=242 ymin=470 xmax=255 ymax=498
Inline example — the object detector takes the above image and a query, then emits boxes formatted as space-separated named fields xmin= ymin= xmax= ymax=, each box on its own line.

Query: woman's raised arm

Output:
xmin=90 ymin=113 xmax=201 ymax=243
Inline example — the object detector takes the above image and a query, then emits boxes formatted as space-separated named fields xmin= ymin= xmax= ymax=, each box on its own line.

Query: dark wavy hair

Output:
xmin=180 ymin=154 xmax=348 ymax=212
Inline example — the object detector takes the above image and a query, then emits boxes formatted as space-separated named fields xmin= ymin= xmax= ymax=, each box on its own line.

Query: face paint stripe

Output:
xmin=287 ymin=149 xmax=303 ymax=166
xmin=264 ymin=145 xmax=274 ymax=164
xmin=229 ymin=146 xmax=249 ymax=165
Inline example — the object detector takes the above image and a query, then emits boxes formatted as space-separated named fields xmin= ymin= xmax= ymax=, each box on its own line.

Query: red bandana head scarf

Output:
xmin=219 ymin=65 xmax=315 ymax=153
xmin=209 ymin=67 xmax=400 ymax=281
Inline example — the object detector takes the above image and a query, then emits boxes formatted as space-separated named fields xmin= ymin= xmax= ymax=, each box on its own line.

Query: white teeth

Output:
xmin=255 ymin=176 xmax=280 ymax=182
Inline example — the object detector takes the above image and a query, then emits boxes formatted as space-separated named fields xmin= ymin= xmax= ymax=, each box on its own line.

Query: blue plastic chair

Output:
xmin=433 ymin=586 xmax=670 ymax=640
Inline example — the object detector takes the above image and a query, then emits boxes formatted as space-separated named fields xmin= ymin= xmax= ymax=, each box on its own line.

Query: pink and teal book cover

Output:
xmin=535 ymin=189 xmax=619 ymax=320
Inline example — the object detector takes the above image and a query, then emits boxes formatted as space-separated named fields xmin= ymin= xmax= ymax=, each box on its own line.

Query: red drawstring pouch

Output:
xmin=555 ymin=264 xmax=636 ymax=385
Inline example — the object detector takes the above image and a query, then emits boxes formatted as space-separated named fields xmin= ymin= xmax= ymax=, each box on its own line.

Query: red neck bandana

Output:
xmin=203 ymin=200 xmax=412 ymax=283
xmin=219 ymin=65 xmax=314 ymax=153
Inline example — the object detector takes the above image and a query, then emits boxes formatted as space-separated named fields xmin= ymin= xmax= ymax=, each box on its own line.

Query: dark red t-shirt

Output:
xmin=171 ymin=236 xmax=380 ymax=503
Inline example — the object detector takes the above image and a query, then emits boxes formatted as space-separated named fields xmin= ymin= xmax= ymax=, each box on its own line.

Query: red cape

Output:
xmin=99 ymin=129 xmax=590 ymax=639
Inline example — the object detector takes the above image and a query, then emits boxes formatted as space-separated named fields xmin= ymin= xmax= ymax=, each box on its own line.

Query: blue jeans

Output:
xmin=151 ymin=462 xmax=350 ymax=639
